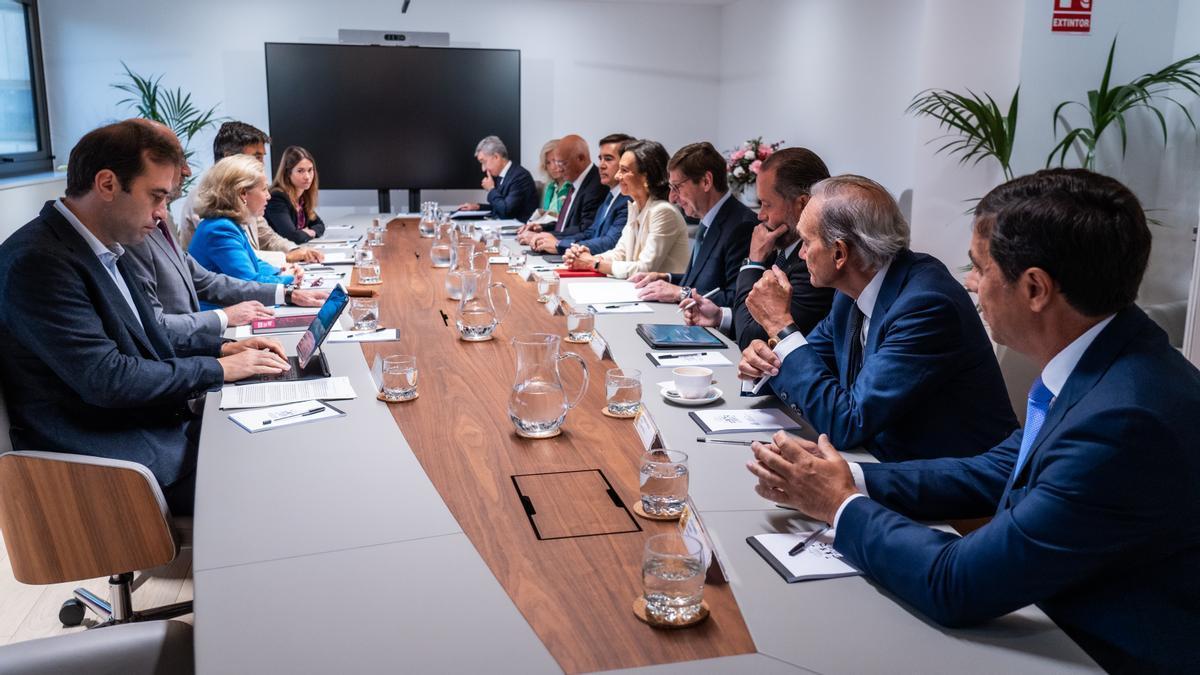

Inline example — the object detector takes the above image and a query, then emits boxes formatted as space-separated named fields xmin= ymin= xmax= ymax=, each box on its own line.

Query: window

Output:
xmin=0 ymin=0 xmax=51 ymax=177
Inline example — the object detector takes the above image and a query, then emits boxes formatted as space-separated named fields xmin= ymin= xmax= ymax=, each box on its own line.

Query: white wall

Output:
xmin=36 ymin=0 xmax=723 ymax=215
xmin=0 ymin=175 xmax=66 ymax=243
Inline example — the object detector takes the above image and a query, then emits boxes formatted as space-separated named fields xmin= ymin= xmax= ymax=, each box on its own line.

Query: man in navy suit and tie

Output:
xmin=682 ymin=147 xmax=834 ymax=349
xmin=457 ymin=135 xmax=539 ymax=222
xmin=747 ymin=169 xmax=1200 ymax=672
xmin=0 ymin=120 xmax=295 ymax=515
xmin=630 ymin=142 xmax=756 ymax=309
xmin=526 ymin=133 xmax=633 ymax=257
xmin=515 ymin=134 xmax=606 ymax=242
xmin=738 ymin=174 xmax=1016 ymax=461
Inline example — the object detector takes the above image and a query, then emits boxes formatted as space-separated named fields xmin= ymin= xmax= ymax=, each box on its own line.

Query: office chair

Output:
xmin=0 ymin=620 xmax=194 ymax=675
xmin=0 ymin=449 xmax=194 ymax=628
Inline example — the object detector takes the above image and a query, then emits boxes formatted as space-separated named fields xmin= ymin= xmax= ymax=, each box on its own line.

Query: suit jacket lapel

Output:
xmin=42 ymin=205 xmax=159 ymax=356
xmin=149 ymin=230 xmax=200 ymax=311
xmin=684 ymin=197 xmax=732 ymax=287
xmin=862 ymin=249 xmax=914 ymax=357
xmin=118 ymin=258 xmax=173 ymax=359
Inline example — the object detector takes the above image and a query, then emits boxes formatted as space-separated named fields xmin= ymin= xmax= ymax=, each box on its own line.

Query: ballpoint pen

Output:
xmin=678 ymin=286 xmax=722 ymax=312
xmin=343 ymin=328 xmax=387 ymax=339
xmin=263 ymin=406 xmax=325 ymax=425
xmin=657 ymin=352 xmax=707 ymax=360
xmin=788 ymin=526 xmax=828 ymax=556
xmin=694 ymin=437 xmax=772 ymax=446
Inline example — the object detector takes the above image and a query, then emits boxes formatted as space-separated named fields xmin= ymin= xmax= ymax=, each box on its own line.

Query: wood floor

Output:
xmin=0 ymin=528 xmax=193 ymax=647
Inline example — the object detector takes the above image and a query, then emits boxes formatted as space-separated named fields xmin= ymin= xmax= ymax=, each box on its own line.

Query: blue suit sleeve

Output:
xmin=564 ymin=199 xmax=628 ymax=255
xmin=771 ymin=289 xmax=966 ymax=450
xmin=487 ymin=169 xmax=536 ymax=221
xmin=835 ymin=407 xmax=1180 ymax=627
xmin=203 ymin=222 xmax=291 ymax=285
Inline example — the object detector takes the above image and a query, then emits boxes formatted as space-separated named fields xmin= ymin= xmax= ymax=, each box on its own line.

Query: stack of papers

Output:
xmin=220 ymin=377 xmax=357 ymax=410
xmin=566 ymin=280 xmax=641 ymax=306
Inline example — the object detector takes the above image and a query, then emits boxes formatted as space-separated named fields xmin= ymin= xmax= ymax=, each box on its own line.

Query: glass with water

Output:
xmin=367 ymin=218 xmax=386 ymax=247
xmin=566 ymin=309 xmax=594 ymax=341
xmin=642 ymin=533 xmax=705 ymax=625
xmin=639 ymin=449 xmax=688 ymax=518
xmin=381 ymin=355 xmax=418 ymax=402
xmin=349 ymin=296 xmax=379 ymax=331
xmin=605 ymin=367 xmax=641 ymax=416
xmin=536 ymin=275 xmax=559 ymax=304
xmin=430 ymin=219 xmax=457 ymax=268
xmin=507 ymin=250 xmax=527 ymax=274
xmin=355 ymin=260 xmax=381 ymax=284
xmin=419 ymin=202 xmax=438 ymax=238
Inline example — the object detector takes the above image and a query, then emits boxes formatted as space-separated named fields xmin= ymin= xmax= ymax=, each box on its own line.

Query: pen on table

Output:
xmin=656 ymin=352 xmax=707 ymax=360
xmin=694 ymin=437 xmax=772 ymax=446
xmin=343 ymin=327 xmax=386 ymax=339
xmin=678 ymin=286 xmax=722 ymax=312
xmin=788 ymin=526 xmax=828 ymax=556
xmin=263 ymin=406 xmax=325 ymax=425
xmin=597 ymin=303 xmax=638 ymax=310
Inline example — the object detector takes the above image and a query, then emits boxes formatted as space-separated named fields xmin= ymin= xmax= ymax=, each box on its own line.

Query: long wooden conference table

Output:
xmin=192 ymin=214 xmax=1101 ymax=673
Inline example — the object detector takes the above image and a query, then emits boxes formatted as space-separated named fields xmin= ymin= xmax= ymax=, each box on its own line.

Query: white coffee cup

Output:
xmin=672 ymin=366 xmax=713 ymax=399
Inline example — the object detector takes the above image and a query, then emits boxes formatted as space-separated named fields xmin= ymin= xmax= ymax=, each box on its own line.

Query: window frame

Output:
xmin=0 ymin=0 xmax=53 ymax=178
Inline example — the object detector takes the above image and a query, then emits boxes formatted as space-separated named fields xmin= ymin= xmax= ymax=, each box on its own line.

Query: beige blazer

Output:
xmin=597 ymin=198 xmax=690 ymax=279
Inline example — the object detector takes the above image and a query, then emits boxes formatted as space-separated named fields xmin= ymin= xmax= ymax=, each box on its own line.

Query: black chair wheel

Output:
xmin=59 ymin=598 xmax=86 ymax=627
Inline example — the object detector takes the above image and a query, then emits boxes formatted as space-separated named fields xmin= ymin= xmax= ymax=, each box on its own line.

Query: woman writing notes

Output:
xmin=265 ymin=145 xmax=326 ymax=244
xmin=563 ymin=139 xmax=689 ymax=279
xmin=189 ymin=155 xmax=302 ymax=303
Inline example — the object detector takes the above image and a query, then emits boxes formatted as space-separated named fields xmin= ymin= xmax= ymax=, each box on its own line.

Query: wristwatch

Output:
xmin=742 ymin=257 xmax=767 ymax=267
xmin=767 ymin=322 xmax=800 ymax=348
xmin=678 ymin=286 xmax=692 ymax=303
xmin=284 ymin=288 xmax=295 ymax=305
xmin=592 ymin=259 xmax=600 ymax=272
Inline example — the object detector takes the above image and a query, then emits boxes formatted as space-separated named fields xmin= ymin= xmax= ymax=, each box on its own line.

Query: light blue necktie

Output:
xmin=1013 ymin=377 xmax=1053 ymax=477
xmin=594 ymin=191 xmax=614 ymax=227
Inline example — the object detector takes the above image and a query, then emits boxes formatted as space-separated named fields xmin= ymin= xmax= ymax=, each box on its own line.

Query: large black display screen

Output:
xmin=265 ymin=43 xmax=521 ymax=190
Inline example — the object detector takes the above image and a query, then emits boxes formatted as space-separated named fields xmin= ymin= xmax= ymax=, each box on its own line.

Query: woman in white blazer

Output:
xmin=564 ymin=140 xmax=689 ymax=279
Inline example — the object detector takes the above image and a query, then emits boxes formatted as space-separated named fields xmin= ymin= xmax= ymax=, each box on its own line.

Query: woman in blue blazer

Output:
xmin=189 ymin=155 xmax=299 ymax=306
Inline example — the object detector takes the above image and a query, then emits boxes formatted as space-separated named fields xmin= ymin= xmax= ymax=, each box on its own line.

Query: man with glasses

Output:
xmin=630 ymin=142 xmax=755 ymax=308
xmin=526 ymin=134 xmax=634 ymax=256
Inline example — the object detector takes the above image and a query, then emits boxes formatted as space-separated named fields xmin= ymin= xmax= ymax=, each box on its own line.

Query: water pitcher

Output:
xmin=430 ymin=219 xmax=457 ymax=268
xmin=446 ymin=240 xmax=487 ymax=300
xmin=507 ymin=334 xmax=589 ymax=438
xmin=455 ymin=269 xmax=510 ymax=341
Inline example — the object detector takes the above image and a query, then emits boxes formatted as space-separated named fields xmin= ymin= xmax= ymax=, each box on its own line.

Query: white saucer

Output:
xmin=661 ymin=386 xmax=722 ymax=406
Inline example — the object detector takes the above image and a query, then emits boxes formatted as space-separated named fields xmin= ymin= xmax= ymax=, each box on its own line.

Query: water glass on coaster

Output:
xmin=380 ymin=355 xmax=418 ymax=402
xmin=605 ymin=367 xmax=642 ymax=417
xmin=355 ymin=259 xmax=382 ymax=285
xmin=636 ymin=533 xmax=707 ymax=627
xmin=349 ymin=296 xmax=379 ymax=331
xmin=536 ymin=275 xmax=559 ymax=304
xmin=507 ymin=250 xmax=528 ymax=274
xmin=565 ymin=309 xmax=595 ymax=343
xmin=483 ymin=226 xmax=502 ymax=253
xmin=637 ymin=449 xmax=688 ymax=519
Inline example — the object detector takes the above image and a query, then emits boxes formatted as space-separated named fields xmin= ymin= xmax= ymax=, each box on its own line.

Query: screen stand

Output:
xmin=408 ymin=189 xmax=421 ymax=215
xmin=377 ymin=189 xmax=391 ymax=215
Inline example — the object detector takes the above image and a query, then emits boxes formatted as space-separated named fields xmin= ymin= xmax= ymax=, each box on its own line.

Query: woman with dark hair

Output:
xmin=564 ymin=139 xmax=689 ymax=278
xmin=265 ymin=145 xmax=326 ymax=244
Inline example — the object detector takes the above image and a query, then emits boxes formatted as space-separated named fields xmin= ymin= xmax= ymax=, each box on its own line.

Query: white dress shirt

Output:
xmin=834 ymin=312 xmax=1117 ymax=527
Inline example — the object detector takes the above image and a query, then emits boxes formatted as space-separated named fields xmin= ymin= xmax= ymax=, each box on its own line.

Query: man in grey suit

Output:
xmin=124 ymin=121 xmax=328 ymax=337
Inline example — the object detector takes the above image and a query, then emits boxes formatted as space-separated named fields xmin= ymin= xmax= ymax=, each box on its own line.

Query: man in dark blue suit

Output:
xmin=747 ymin=169 xmax=1200 ymax=673
xmin=458 ymin=135 xmax=539 ymax=222
xmin=738 ymin=174 xmax=1016 ymax=461
xmin=682 ymin=147 xmax=834 ymax=349
xmin=0 ymin=120 xmax=294 ymax=515
xmin=526 ymin=133 xmax=633 ymax=257
xmin=630 ymin=142 xmax=755 ymax=309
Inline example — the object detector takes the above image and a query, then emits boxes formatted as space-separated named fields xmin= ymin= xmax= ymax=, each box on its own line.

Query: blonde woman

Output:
xmin=539 ymin=138 xmax=569 ymax=215
xmin=564 ymin=139 xmax=689 ymax=279
xmin=265 ymin=145 xmax=325 ymax=244
xmin=189 ymin=155 xmax=302 ymax=303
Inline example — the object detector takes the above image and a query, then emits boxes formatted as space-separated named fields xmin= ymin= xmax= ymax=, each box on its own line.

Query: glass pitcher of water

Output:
xmin=419 ymin=202 xmax=438 ymax=238
xmin=446 ymin=240 xmax=486 ymax=300
xmin=430 ymin=218 xmax=457 ymax=268
xmin=507 ymin=334 xmax=590 ymax=438
xmin=455 ymin=269 xmax=510 ymax=341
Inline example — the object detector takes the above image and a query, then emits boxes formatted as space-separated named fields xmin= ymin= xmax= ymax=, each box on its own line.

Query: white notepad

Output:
xmin=746 ymin=531 xmax=861 ymax=583
xmin=689 ymin=408 xmax=801 ymax=434
xmin=588 ymin=302 xmax=654 ymax=314
xmin=220 ymin=377 xmax=357 ymax=409
xmin=227 ymin=399 xmax=345 ymax=433
xmin=647 ymin=351 xmax=733 ymax=368
xmin=566 ymin=280 xmax=641 ymax=306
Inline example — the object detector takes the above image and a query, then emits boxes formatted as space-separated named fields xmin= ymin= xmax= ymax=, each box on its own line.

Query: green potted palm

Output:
xmin=906 ymin=87 xmax=1019 ymax=180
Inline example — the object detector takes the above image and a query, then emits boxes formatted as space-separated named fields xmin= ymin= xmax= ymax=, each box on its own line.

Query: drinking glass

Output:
xmin=566 ymin=309 xmax=595 ymax=342
xmin=483 ymin=226 xmax=502 ymax=253
xmin=381 ymin=355 xmax=418 ymax=401
xmin=355 ymin=260 xmax=381 ymax=284
xmin=349 ymin=297 xmax=379 ymax=331
xmin=536 ymin=275 xmax=559 ymax=304
xmin=641 ymin=533 xmax=705 ymax=624
xmin=605 ymin=367 xmax=641 ymax=416
xmin=639 ymin=449 xmax=689 ymax=517
xmin=368 ymin=218 xmax=386 ymax=246
xmin=355 ymin=246 xmax=376 ymax=265
xmin=507 ymin=250 xmax=527 ymax=275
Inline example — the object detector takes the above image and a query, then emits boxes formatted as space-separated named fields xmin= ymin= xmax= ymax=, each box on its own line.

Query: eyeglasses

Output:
xmin=668 ymin=179 xmax=692 ymax=194
xmin=548 ymin=159 xmax=568 ymax=167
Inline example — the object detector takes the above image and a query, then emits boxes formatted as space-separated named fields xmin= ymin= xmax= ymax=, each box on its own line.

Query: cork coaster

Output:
xmin=514 ymin=427 xmax=562 ymax=439
xmin=377 ymin=392 xmax=418 ymax=403
xmin=460 ymin=334 xmax=494 ymax=342
xmin=632 ymin=598 xmax=710 ymax=629
xmin=356 ymin=279 xmax=383 ymax=286
xmin=601 ymin=405 xmax=640 ymax=419
xmin=564 ymin=335 xmax=593 ymax=344
xmin=632 ymin=501 xmax=682 ymax=521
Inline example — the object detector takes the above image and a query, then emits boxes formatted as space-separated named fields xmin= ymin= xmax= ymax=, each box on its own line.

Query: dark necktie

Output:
xmin=689 ymin=222 xmax=709 ymax=270
xmin=156 ymin=219 xmax=180 ymax=257
xmin=554 ymin=183 xmax=576 ymax=233
xmin=845 ymin=305 xmax=866 ymax=388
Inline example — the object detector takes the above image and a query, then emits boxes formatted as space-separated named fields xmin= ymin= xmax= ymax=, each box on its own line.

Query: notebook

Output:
xmin=746 ymin=530 xmax=862 ymax=583
xmin=635 ymin=324 xmax=726 ymax=349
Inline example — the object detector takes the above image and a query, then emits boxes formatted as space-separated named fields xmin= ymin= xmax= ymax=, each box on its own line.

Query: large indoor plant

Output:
xmin=112 ymin=62 xmax=222 ymax=195
xmin=906 ymin=87 xmax=1019 ymax=180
